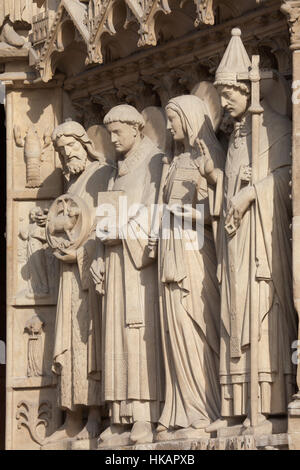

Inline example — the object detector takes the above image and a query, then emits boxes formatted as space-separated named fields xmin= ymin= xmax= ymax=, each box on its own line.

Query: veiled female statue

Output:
xmin=156 ymin=95 xmax=225 ymax=438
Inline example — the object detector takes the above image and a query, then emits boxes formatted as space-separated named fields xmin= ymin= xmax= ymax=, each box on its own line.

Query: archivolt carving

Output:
xmin=281 ymin=0 xmax=300 ymax=50
xmin=34 ymin=0 xmax=218 ymax=79
xmin=194 ymin=0 xmax=214 ymax=26
xmin=36 ymin=0 xmax=90 ymax=82
xmin=87 ymin=0 xmax=117 ymax=64
xmin=124 ymin=0 xmax=171 ymax=47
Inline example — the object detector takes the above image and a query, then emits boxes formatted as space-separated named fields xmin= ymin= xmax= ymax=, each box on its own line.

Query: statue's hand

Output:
xmin=90 ymin=259 xmax=104 ymax=286
xmin=35 ymin=209 xmax=48 ymax=227
xmin=225 ymin=186 xmax=256 ymax=229
xmin=98 ymin=224 xmax=121 ymax=246
xmin=167 ymin=203 xmax=186 ymax=218
xmin=148 ymin=235 xmax=158 ymax=249
xmin=195 ymin=138 xmax=218 ymax=186
xmin=147 ymin=235 xmax=158 ymax=259
xmin=53 ymin=250 xmax=77 ymax=263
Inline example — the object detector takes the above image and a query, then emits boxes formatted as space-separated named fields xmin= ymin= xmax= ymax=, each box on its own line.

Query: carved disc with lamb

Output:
xmin=46 ymin=194 xmax=93 ymax=262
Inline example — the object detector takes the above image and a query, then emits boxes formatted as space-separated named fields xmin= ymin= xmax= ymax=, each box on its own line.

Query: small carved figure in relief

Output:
xmin=45 ymin=121 xmax=113 ymax=444
xmin=97 ymin=104 xmax=164 ymax=447
xmin=154 ymin=94 xmax=224 ymax=441
xmin=14 ymin=125 xmax=52 ymax=188
xmin=19 ymin=207 xmax=50 ymax=299
xmin=199 ymin=29 xmax=297 ymax=433
xmin=24 ymin=315 xmax=44 ymax=377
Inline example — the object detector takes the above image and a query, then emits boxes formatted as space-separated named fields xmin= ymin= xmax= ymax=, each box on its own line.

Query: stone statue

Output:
xmin=154 ymin=95 xmax=224 ymax=440
xmin=97 ymin=104 xmax=164 ymax=446
xmin=45 ymin=120 xmax=113 ymax=443
xmin=199 ymin=29 xmax=298 ymax=433
xmin=19 ymin=207 xmax=50 ymax=299
xmin=24 ymin=315 xmax=45 ymax=378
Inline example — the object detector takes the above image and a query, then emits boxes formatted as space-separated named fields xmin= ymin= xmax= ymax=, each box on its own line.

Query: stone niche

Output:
xmin=3 ymin=0 xmax=300 ymax=451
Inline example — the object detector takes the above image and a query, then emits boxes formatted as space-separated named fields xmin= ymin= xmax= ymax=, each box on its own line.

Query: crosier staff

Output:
xmin=248 ymin=55 xmax=264 ymax=428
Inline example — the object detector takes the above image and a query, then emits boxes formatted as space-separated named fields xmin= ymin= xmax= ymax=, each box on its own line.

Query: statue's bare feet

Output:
xmin=44 ymin=425 xmax=71 ymax=444
xmin=44 ymin=423 xmax=83 ymax=444
xmin=44 ymin=409 xmax=83 ymax=444
xmin=130 ymin=421 xmax=154 ymax=444
xmin=243 ymin=414 xmax=268 ymax=428
xmin=156 ymin=423 xmax=167 ymax=433
xmin=98 ymin=424 xmax=131 ymax=447
xmin=205 ymin=417 xmax=243 ymax=433
xmin=77 ymin=407 xmax=101 ymax=440
xmin=99 ymin=424 xmax=124 ymax=440
xmin=76 ymin=420 xmax=101 ymax=440
xmin=205 ymin=418 xmax=228 ymax=433
xmin=191 ymin=419 xmax=210 ymax=430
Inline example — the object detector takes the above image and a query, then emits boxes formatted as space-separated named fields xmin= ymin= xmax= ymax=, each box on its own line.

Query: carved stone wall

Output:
xmin=6 ymin=86 xmax=63 ymax=449
xmin=3 ymin=0 xmax=300 ymax=450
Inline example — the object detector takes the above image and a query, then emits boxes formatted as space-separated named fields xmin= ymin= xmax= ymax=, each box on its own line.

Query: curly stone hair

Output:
xmin=52 ymin=120 xmax=102 ymax=161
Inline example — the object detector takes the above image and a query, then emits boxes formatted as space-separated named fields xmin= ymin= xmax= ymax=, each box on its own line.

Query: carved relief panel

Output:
xmin=11 ymin=389 xmax=61 ymax=450
xmin=6 ymin=306 xmax=60 ymax=450
xmin=14 ymin=201 xmax=59 ymax=306
xmin=10 ymin=89 xmax=63 ymax=198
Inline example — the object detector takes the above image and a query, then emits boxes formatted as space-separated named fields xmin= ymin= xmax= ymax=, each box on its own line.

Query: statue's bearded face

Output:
xmin=106 ymin=122 xmax=138 ymax=157
xmin=219 ymin=85 xmax=249 ymax=120
xmin=56 ymin=135 xmax=87 ymax=175
xmin=166 ymin=108 xmax=185 ymax=141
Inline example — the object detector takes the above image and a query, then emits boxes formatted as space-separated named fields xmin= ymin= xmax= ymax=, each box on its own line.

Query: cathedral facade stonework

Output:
xmin=3 ymin=0 xmax=300 ymax=450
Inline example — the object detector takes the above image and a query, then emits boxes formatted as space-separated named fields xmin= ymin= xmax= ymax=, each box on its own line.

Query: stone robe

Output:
xmin=158 ymin=153 xmax=222 ymax=429
xmin=102 ymin=136 xmax=164 ymax=424
xmin=25 ymin=221 xmax=49 ymax=297
xmin=53 ymin=161 xmax=112 ymax=411
xmin=157 ymin=95 xmax=225 ymax=429
xmin=210 ymin=101 xmax=298 ymax=417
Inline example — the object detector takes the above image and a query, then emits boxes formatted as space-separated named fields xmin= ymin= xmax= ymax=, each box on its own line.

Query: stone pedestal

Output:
xmin=287 ymin=393 xmax=300 ymax=449
xmin=97 ymin=434 xmax=288 ymax=451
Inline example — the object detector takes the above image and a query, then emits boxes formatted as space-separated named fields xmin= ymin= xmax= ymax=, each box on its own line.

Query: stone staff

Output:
xmin=248 ymin=55 xmax=264 ymax=428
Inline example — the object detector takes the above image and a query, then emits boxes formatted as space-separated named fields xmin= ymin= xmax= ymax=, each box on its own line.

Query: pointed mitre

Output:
xmin=214 ymin=28 xmax=251 ymax=87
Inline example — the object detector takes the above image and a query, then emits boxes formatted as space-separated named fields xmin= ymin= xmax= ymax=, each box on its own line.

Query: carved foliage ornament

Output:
xmin=16 ymin=401 xmax=52 ymax=446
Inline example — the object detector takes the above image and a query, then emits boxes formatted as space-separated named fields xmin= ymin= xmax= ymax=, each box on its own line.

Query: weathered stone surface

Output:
xmin=3 ymin=0 xmax=300 ymax=451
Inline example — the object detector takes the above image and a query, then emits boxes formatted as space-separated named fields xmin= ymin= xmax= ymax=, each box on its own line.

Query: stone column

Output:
xmin=281 ymin=0 xmax=300 ymax=450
